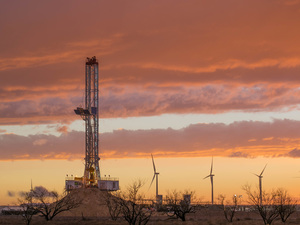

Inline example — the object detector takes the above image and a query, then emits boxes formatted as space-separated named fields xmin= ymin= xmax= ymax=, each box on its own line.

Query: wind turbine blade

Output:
xmin=252 ymin=173 xmax=260 ymax=177
xmin=203 ymin=175 xmax=210 ymax=179
xmin=151 ymin=154 xmax=156 ymax=173
xmin=210 ymin=157 xmax=213 ymax=175
xmin=260 ymin=164 xmax=267 ymax=176
xmin=149 ymin=174 xmax=156 ymax=189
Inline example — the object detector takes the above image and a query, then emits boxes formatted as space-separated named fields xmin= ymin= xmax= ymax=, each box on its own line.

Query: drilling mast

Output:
xmin=65 ymin=56 xmax=119 ymax=192
xmin=74 ymin=56 xmax=100 ymax=187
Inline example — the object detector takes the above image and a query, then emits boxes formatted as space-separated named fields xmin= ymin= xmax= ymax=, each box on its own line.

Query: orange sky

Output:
xmin=1 ymin=0 xmax=300 ymax=204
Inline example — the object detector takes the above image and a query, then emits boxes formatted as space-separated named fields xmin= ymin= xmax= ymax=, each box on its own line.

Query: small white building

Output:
xmin=98 ymin=177 xmax=119 ymax=191
xmin=65 ymin=177 xmax=83 ymax=191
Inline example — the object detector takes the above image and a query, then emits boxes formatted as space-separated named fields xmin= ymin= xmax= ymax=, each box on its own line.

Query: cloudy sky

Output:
xmin=2 ymin=0 xmax=300 ymax=204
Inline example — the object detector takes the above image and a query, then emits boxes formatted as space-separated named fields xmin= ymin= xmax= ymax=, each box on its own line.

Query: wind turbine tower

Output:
xmin=254 ymin=164 xmax=267 ymax=206
xmin=204 ymin=158 xmax=215 ymax=205
xmin=150 ymin=154 xmax=160 ymax=202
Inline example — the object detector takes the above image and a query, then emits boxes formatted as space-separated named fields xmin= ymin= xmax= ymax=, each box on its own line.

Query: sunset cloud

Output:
xmin=1 ymin=0 xmax=300 ymax=163
xmin=0 ymin=132 xmax=84 ymax=161
xmin=285 ymin=148 xmax=300 ymax=158
xmin=1 ymin=119 xmax=300 ymax=160
xmin=0 ymin=34 xmax=124 ymax=72
xmin=56 ymin=125 xmax=68 ymax=134
xmin=0 ymin=1 xmax=300 ymax=126
xmin=1 ymin=83 xmax=300 ymax=125
xmin=228 ymin=152 xmax=251 ymax=158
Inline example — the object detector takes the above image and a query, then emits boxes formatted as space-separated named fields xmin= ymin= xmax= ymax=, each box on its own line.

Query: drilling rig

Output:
xmin=74 ymin=56 xmax=100 ymax=187
xmin=65 ymin=56 xmax=119 ymax=191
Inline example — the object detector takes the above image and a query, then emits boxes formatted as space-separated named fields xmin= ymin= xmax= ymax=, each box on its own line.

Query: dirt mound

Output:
xmin=61 ymin=188 xmax=110 ymax=218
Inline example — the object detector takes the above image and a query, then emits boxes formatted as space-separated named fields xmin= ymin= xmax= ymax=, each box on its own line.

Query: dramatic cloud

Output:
xmin=1 ymin=1 xmax=300 ymax=125
xmin=1 ymin=83 xmax=300 ymax=125
xmin=1 ymin=119 xmax=300 ymax=160
xmin=285 ymin=148 xmax=300 ymax=158
xmin=0 ymin=131 xmax=84 ymax=160
xmin=228 ymin=152 xmax=251 ymax=158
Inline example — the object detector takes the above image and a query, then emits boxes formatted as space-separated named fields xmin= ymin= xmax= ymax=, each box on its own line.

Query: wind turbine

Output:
xmin=149 ymin=154 xmax=159 ymax=202
xmin=254 ymin=164 xmax=267 ymax=206
xmin=204 ymin=158 xmax=214 ymax=205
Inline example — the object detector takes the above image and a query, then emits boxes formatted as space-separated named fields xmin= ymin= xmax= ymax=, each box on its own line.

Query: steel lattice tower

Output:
xmin=74 ymin=56 xmax=100 ymax=187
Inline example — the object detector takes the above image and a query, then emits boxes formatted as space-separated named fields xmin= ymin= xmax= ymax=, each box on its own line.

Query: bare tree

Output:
xmin=18 ymin=192 xmax=38 ymax=225
xmin=23 ymin=186 xmax=81 ymax=221
xmin=165 ymin=189 xmax=196 ymax=222
xmin=275 ymin=188 xmax=297 ymax=223
xmin=218 ymin=194 xmax=239 ymax=223
xmin=242 ymin=184 xmax=279 ymax=225
xmin=117 ymin=179 xmax=152 ymax=225
xmin=103 ymin=190 xmax=122 ymax=221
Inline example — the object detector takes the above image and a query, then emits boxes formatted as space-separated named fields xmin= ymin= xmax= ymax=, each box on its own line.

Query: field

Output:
xmin=2 ymin=189 xmax=300 ymax=225
xmin=1 ymin=210 xmax=300 ymax=225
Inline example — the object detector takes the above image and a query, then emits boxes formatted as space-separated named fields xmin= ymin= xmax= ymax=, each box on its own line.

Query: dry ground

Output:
xmin=1 ymin=210 xmax=300 ymax=225
xmin=2 ymin=189 xmax=300 ymax=225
